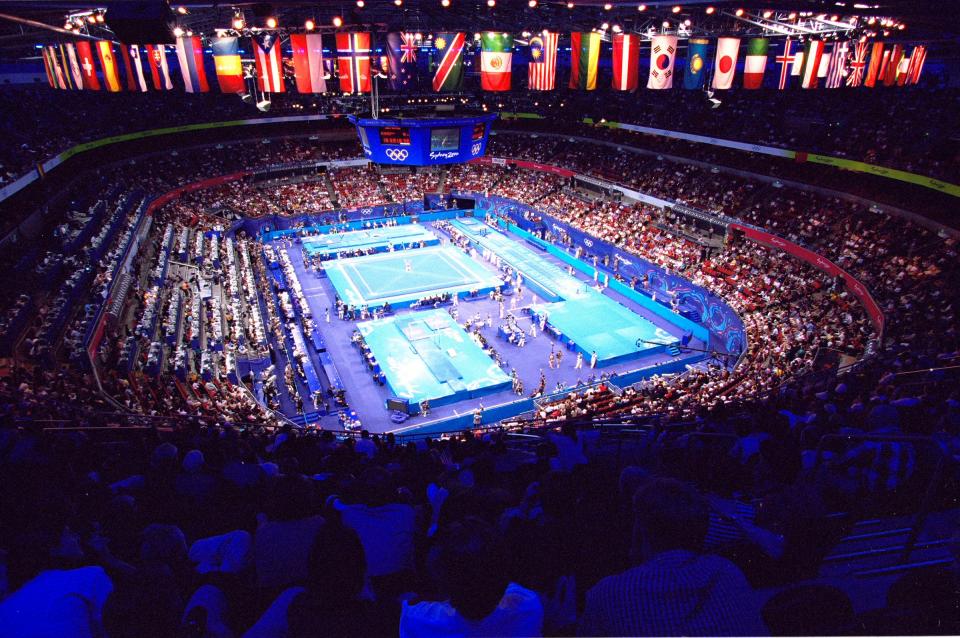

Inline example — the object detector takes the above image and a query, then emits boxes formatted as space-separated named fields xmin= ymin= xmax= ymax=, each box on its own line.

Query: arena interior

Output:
xmin=0 ymin=1 xmax=958 ymax=636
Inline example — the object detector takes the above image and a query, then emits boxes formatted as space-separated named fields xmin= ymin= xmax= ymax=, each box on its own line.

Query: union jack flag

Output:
xmin=846 ymin=40 xmax=869 ymax=87
xmin=400 ymin=32 xmax=417 ymax=64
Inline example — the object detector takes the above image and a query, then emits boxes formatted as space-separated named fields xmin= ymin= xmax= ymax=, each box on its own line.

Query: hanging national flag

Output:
xmin=385 ymin=33 xmax=416 ymax=90
xmin=646 ymin=35 xmax=676 ymax=90
xmin=53 ymin=45 xmax=73 ymax=90
xmin=906 ymin=45 xmax=927 ymax=85
xmin=129 ymin=45 xmax=149 ymax=92
xmin=58 ymin=44 xmax=80 ymax=90
xmin=76 ymin=41 xmax=101 ymax=90
xmin=175 ymin=36 xmax=209 ymax=93
xmin=742 ymin=37 xmax=768 ymax=89
xmin=65 ymin=44 xmax=85 ymax=90
xmin=864 ymin=42 xmax=883 ymax=88
xmin=253 ymin=33 xmax=285 ymax=93
xmin=40 ymin=48 xmax=56 ymax=88
xmin=44 ymin=47 xmax=63 ymax=88
xmin=528 ymin=31 xmax=559 ymax=91
xmin=480 ymin=32 xmax=513 ymax=91
xmin=145 ymin=44 xmax=173 ymax=90
xmin=817 ymin=51 xmax=831 ymax=79
xmin=569 ymin=32 xmax=601 ymax=90
xmin=47 ymin=45 xmax=73 ymax=90
xmin=799 ymin=40 xmax=824 ymax=89
xmin=825 ymin=41 xmax=849 ymax=89
xmin=845 ymin=40 xmax=868 ymax=87
xmin=791 ymin=50 xmax=804 ymax=76
xmin=118 ymin=43 xmax=137 ymax=91
xmin=609 ymin=33 xmax=640 ymax=91
xmin=775 ymin=38 xmax=796 ymax=89
xmin=883 ymin=44 xmax=903 ymax=86
xmin=896 ymin=53 xmax=910 ymax=86
xmin=432 ymin=32 xmax=466 ymax=92
xmin=684 ymin=38 xmax=709 ymax=90
xmin=96 ymin=41 xmax=122 ymax=92
xmin=711 ymin=37 xmax=739 ymax=90
xmin=336 ymin=32 xmax=372 ymax=93
xmin=211 ymin=37 xmax=245 ymax=93
xmin=290 ymin=33 xmax=327 ymax=93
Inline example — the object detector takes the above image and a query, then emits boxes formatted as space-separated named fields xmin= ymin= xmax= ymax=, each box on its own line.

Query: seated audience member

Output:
xmin=400 ymin=517 xmax=544 ymax=637
xmin=761 ymin=584 xmax=855 ymax=636
xmin=578 ymin=478 xmax=767 ymax=637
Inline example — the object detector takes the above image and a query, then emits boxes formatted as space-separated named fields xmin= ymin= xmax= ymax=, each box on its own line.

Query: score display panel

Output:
xmin=348 ymin=113 xmax=498 ymax=166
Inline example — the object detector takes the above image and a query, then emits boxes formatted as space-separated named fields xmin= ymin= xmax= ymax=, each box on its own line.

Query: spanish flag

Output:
xmin=569 ymin=32 xmax=600 ymax=90
xmin=97 ymin=40 xmax=122 ymax=92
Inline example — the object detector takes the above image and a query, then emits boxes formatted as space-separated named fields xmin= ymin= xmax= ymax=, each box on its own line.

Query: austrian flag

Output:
xmin=611 ymin=33 xmax=640 ymax=91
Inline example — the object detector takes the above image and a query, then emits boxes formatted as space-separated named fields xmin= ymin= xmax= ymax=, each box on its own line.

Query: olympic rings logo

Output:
xmin=470 ymin=142 xmax=482 ymax=156
xmin=385 ymin=148 xmax=409 ymax=161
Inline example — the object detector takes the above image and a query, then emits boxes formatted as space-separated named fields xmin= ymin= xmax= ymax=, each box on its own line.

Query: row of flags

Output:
xmin=40 ymin=32 xmax=929 ymax=95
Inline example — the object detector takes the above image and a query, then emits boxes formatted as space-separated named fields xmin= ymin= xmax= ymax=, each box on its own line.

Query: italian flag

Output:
xmin=569 ymin=32 xmax=601 ymax=90
xmin=742 ymin=38 xmax=768 ymax=89
xmin=480 ymin=32 xmax=513 ymax=91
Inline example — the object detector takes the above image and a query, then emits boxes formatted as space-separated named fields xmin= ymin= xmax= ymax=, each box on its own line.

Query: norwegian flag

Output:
xmin=775 ymin=39 xmax=795 ymax=90
xmin=825 ymin=41 xmax=849 ymax=89
xmin=336 ymin=32 xmax=372 ymax=93
xmin=846 ymin=40 xmax=868 ymax=87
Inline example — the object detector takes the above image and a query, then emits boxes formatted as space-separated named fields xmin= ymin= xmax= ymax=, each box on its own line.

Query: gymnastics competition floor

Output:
xmin=302 ymin=223 xmax=439 ymax=259
xmin=357 ymin=309 xmax=512 ymax=407
xmin=325 ymin=244 xmax=504 ymax=309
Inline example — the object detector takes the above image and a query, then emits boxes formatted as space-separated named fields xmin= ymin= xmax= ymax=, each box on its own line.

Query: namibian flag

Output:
xmin=432 ymin=32 xmax=465 ymax=92
xmin=569 ymin=32 xmax=600 ymax=90
xmin=176 ymin=35 xmax=209 ymax=93
xmin=211 ymin=37 xmax=244 ymax=93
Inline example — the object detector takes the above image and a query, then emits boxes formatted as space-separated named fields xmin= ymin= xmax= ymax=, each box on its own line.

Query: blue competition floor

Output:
xmin=325 ymin=245 xmax=504 ymax=309
xmin=303 ymin=223 xmax=439 ymax=259
xmin=357 ymin=309 xmax=512 ymax=406
xmin=451 ymin=218 xmax=678 ymax=365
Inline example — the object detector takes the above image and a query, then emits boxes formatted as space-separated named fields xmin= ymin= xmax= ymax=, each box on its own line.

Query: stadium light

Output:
xmin=705 ymin=6 xmax=714 ymax=14
xmin=356 ymin=0 xmax=365 ymax=6
xmin=305 ymin=19 xmax=315 ymax=30
xmin=487 ymin=0 xmax=496 ymax=7
xmin=637 ymin=4 xmax=647 ymax=11
xmin=442 ymin=0 xmax=451 ymax=6
xmin=735 ymin=8 xmax=744 ymax=17
xmin=672 ymin=5 xmax=681 ymax=13
xmin=528 ymin=0 xmax=537 ymax=7
xmin=173 ymin=26 xmax=184 ymax=37
xmin=333 ymin=16 xmax=343 ymax=27
xmin=567 ymin=1 xmax=575 ymax=7
xmin=265 ymin=16 xmax=277 ymax=28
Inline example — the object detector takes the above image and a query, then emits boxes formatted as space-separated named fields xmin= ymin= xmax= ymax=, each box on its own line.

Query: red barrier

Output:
xmin=470 ymin=156 xmax=575 ymax=178
xmin=146 ymin=170 xmax=251 ymax=215
xmin=730 ymin=223 xmax=884 ymax=334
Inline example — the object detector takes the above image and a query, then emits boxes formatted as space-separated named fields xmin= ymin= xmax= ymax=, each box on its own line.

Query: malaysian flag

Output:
xmin=528 ymin=31 xmax=559 ymax=90
xmin=825 ymin=41 xmax=849 ymax=88
xmin=846 ymin=40 xmax=868 ymax=87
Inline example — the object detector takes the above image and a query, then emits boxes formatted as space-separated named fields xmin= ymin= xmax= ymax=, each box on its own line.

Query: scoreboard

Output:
xmin=348 ymin=113 xmax=498 ymax=166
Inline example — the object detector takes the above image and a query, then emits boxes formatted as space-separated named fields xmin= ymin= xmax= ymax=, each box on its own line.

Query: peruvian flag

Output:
xmin=742 ymin=37 xmax=768 ymax=89
xmin=75 ymin=40 xmax=101 ymax=90
xmin=480 ymin=32 xmax=513 ymax=91
xmin=711 ymin=37 xmax=739 ymax=89
xmin=646 ymin=35 xmax=676 ymax=90
xmin=290 ymin=34 xmax=327 ymax=93
xmin=611 ymin=33 xmax=640 ymax=91
xmin=336 ymin=32 xmax=372 ymax=93
xmin=254 ymin=33 xmax=285 ymax=93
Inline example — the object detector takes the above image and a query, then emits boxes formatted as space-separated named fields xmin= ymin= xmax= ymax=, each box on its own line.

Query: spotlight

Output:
xmin=735 ymin=8 xmax=744 ymax=17
xmin=830 ymin=14 xmax=839 ymax=21
xmin=305 ymin=19 xmax=315 ymax=30
xmin=173 ymin=26 xmax=184 ymax=37
xmin=897 ymin=23 xmax=905 ymax=29
xmin=394 ymin=0 xmax=403 ymax=6
xmin=442 ymin=0 xmax=451 ymax=6
xmin=487 ymin=0 xmax=495 ymax=7
xmin=265 ymin=16 xmax=277 ymax=28
xmin=683 ymin=18 xmax=691 ymax=25
xmin=95 ymin=13 xmax=104 ymax=22
xmin=603 ymin=3 xmax=612 ymax=9
xmin=705 ymin=6 xmax=715 ymax=14
xmin=528 ymin=0 xmax=537 ymax=7
xmin=672 ymin=5 xmax=681 ymax=13
xmin=788 ymin=12 xmax=796 ymax=19
xmin=637 ymin=4 xmax=646 ymax=11
xmin=65 ymin=22 xmax=73 ymax=29
xmin=87 ymin=15 xmax=96 ymax=23
xmin=333 ymin=16 xmax=343 ymax=27
xmin=177 ymin=6 xmax=187 ymax=14
xmin=612 ymin=24 xmax=622 ymax=32
xmin=567 ymin=1 xmax=574 ymax=7
xmin=762 ymin=10 xmax=772 ymax=18
xmin=356 ymin=0 xmax=365 ymax=6
xmin=662 ymin=20 xmax=669 ymax=28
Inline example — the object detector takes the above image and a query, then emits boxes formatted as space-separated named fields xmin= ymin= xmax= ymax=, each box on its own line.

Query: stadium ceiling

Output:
xmin=0 ymin=0 xmax=955 ymax=59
